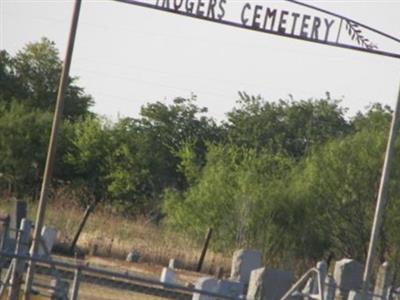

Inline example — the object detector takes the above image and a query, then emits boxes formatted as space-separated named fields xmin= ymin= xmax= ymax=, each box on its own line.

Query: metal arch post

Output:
xmin=361 ymin=83 xmax=400 ymax=299
xmin=22 ymin=0 xmax=82 ymax=299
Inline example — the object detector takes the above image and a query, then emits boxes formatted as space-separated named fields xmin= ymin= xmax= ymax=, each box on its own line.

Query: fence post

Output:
xmin=196 ymin=228 xmax=212 ymax=272
xmin=70 ymin=267 xmax=81 ymax=300
xmin=69 ymin=200 xmax=98 ymax=253
xmin=8 ymin=219 xmax=31 ymax=300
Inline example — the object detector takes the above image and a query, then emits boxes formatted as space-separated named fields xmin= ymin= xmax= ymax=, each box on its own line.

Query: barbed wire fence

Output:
xmin=1 ymin=252 xmax=398 ymax=300
xmin=0 ymin=218 xmax=239 ymax=300
xmin=0 ymin=251 xmax=241 ymax=300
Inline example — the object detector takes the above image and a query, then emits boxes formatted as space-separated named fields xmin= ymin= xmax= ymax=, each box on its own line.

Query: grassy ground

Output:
xmin=0 ymin=196 xmax=231 ymax=275
xmin=0 ymin=282 xmax=167 ymax=300
xmin=0 ymin=195 xmax=230 ymax=299
xmin=77 ymin=283 xmax=167 ymax=300
xmin=0 ymin=271 xmax=189 ymax=300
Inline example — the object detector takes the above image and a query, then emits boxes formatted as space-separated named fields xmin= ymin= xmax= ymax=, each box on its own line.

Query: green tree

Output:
xmin=1 ymin=38 xmax=93 ymax=120
xmin=164 ymin=144 xmax=295 ymax=256
xmin=352 ymin=103 xmax=392 ymax=132
xmin=164 ymin=103 xmax=400 ymax=266
xmin=0 ymin=102 xmax=52 ymax=197
xmin=0 ymin=50 xmax=26 ymax=102
xmin=62 ymin=117 xmax=111 ymax=204
xmin=0 ymin=38 xmax=95 ymax=199
xmin=106 ymin=96 xmax=221 ymax=214
xmin=290 ymin=105 xmax=397 ymax=262
xmin=226 ymin=92 xmax=351 ymax=157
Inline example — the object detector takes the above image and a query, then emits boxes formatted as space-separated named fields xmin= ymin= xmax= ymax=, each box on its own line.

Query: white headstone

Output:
xmin=247 ymin=267 xmax=293 ymax=300
xmin=160 ymin=267 xmax=176 ymax=285
xmin=10 ymin=200 xmax=27 ymax=240
xmin=230 ymin=249 xmax=262 ymax=284
xmin=334 ymin=259 xmax=364 ymax=300
xmin=37 ymin=226 xmax=58 ymax=257
xmin=192 ymin=277 xmax=219 ymax=300
xmin=333 ymin=258 xmax=364 ymax=300
xmin=374 ymin=262 xmax=390 ymax=300
xmin=217 ymin=279 xmax=244 ymax=298
xmin=316 ymin=261 xmax=328 ymax=287
xmin=348 ymin=290 xmax=360 ymax=300
xmin=169 ymin=258 xmax=179 ymax=269
xmin=324 ymin=276 xmax=337 ymax=300
xmin=348 ymin=290 xmax=372 ymax=300
xmin=126 ymin=250 xmax=140 ymax=262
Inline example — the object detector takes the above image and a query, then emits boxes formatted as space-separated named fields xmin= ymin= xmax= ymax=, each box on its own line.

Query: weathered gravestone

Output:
xmin=230 ymin=249 xmax=262 ymax=285
xmin=218 ymin=279 xmax=244 ymax=298
xmin=10 ymin=199 xmax=27 ymax=240
xmin=325 ymin=276 xmax=337 ymax=300
xmin=0 ymin=214 xmax=10 ymax=252
xmin=2 ymin=199 xmax=27 ymax=255
xmin=373 ymin=262 xmax=391 ymax=300
xmin=192 ymin=277 xmax=219 ymax=300
xmin=126 ymin=250 xmax=140 ymax=262
xmin=247 ymin=267 xmax=293 ymax=300
xmin=333 ymin=259 xmax=364 ymax=300
xmin=0 ymin=214 xmax=10 ymax=276
xmin=160 ymin=267 xmax=176 ymax=285
xmin=169 ymin=258 xmax=182 ymax=269
xmin=347 ymin=290 xmax=372 ymax=300
xmin=37 ymin=226 xmax=58 ymax=257
xmin=192 ymin=277 xmax=244 ymax=300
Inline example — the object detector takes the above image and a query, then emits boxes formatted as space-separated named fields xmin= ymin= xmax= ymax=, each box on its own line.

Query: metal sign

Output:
xmin=114 ymin=0 xmax=400 ymax=59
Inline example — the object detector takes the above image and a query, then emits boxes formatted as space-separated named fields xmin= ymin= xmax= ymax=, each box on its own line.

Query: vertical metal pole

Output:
xmin=362 ymin=83 xmax=400 ymax=299
xmin=23 ymin=1 xmax=82 ymax=299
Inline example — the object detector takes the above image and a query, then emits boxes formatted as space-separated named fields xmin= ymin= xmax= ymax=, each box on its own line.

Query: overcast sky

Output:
xmin=2 ymin=0 xmax=400 ymax=122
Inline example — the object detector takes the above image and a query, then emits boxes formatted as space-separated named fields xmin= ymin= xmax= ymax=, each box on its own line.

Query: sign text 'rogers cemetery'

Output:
xmin=117 ymin=0 xmax=400 ymax=58
xmin=156 ymin=0 xmax=336 ymax=43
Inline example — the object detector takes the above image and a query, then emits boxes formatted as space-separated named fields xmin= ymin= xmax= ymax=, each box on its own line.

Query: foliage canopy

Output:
xmin=1 ymin=39 xmax=400 ymax=268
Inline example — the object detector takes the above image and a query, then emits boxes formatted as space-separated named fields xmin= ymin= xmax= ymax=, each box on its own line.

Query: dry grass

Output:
xmin=0 ymin=269 xmax=191 ymax=300
xmin=0 ymin=193 xmax=231 ymax=299
xmin=0 ymin=195 xmax=231 ymax=276
xmin=78 ymin=283 xmax=167 ymax=300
